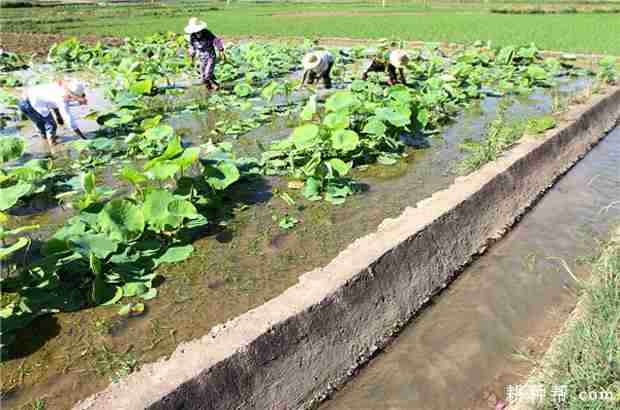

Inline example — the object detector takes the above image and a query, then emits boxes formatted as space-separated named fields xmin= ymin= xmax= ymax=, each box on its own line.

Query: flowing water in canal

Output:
xmin=322 ymin=127 xmax=620 ymax=410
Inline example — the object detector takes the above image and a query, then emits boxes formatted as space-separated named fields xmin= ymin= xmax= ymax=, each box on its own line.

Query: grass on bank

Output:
xmin=534 ymin=226 xmax=620 ymax=409
xmin=455 ymin=95 xmax=557 ymax=176
xmin=2 ymin=2 xmax=620 ymax=55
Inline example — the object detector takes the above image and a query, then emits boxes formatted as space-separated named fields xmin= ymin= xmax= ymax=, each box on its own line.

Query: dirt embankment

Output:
xmin=0 ymin=32 xmax=122 ymax=56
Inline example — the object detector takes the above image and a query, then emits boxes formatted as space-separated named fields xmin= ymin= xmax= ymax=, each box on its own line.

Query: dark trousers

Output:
xmin=306 ymin=61 xmax=334 ymax=89
xmin=362 ymin=60 xmax=404 ymax=85
xmin=197 ymin=51 xmax=218 ymax=85
xmin=18 ymin=99 xmax=57 ymax=138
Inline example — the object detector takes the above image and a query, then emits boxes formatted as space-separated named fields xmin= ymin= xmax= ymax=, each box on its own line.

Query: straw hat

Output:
xmin=302 ymin=52 xmax=321 ymax=71
xmin=185 ymin=17 xmax=207 ymax=34
xmin=65 ymin=79 xmax=86 ymax=97
xmin=389 ymin=50 xmax=410 ymax=68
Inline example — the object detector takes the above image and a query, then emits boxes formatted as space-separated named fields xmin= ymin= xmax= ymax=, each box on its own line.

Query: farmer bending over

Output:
xmin=300 ymin=50 xmax=335 ymax=89
xmin=18 ymin=79 xmax=87 ymax=146
xmin=362 ymin=49 xmax=409 ymax=86
xmin=185 ymin=17 xmax=225 ymax=91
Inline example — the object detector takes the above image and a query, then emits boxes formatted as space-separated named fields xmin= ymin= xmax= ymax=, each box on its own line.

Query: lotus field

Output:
xmin=0 ymin=33 xmax=617 ymax=407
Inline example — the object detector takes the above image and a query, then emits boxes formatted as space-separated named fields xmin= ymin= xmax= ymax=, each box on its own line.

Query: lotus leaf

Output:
xmin=375 ymin=107 xmax=411 ymax=127
xmin=291 ymin=124 xmax=320 ymax=150
xmin=301 ymin=177 xmax=321 ymax=201
xmin=327 ymin=158 xmax=351 ymax=176
xmin=325 ymin=91 xmax=358 ymax=112
xmin=97 ymin=199 xmax=145 ymax=242
xmin=363 ymin=119 xmax=387 ymax=137
xmin=323 ymin=112 xmax=349 ymax=130
xmin=129 ymin=79 xmax=153 ymax=95
xmin=203 ymin=161 xmax=240 ymax=191
xmin=153 ymin=245 xmax=194 ymax=266
xmin=331 ymin=130 xmax=359 ymax=153
xmin=0 ymin=182 xmax=33 ymax=211
xmin=71 ymin=233 xmax=118 ymax=259
xmin=300 ymin=96 xmax=317 ymax=121
xmin=0 ymin=136 xmax=25 ymax=163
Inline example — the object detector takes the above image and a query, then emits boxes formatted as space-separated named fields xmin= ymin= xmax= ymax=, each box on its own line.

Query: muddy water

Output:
xmin=321 ymin=128 xmax=620 ymax=410
xmin=0 ymin=73 xmax=595 ymax=409
xmin=0 ymin=84 xmax=592 ymax=409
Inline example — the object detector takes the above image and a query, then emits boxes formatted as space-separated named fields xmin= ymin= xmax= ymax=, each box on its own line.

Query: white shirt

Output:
xmin=310 ymin=51 xmax=334 ymax=76
xmin=24 ymin=83 xmax=79 ymax=130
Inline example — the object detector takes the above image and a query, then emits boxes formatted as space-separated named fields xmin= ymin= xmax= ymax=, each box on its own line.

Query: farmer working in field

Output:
xmin=185 ymin=17 xmax=226 ymax=91
xmin=300 ymin=50 xmax=335 ymax=89
xmin=18 ymin=79 xmax=88 ymax=147
xmin=362 ymin=48 xmax=410 ymax=86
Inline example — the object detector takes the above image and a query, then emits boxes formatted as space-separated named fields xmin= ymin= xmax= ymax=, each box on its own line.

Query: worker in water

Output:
xmin=300 ymin=50 xmax=335 ymax=89
xmin=18 ymin=79 xmax=88 ymax=146
xmin=362 ymin=48 xmax=410 ymax=86
xmin=185 ymin=17 xmax=226 ymax=91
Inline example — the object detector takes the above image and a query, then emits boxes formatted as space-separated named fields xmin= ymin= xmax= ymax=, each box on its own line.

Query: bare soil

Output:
xmin=0 ymin=32 xmax=121 ymax=56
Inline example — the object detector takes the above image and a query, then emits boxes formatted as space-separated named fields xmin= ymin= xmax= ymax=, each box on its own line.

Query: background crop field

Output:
xmin=1 ymin=1 xmax=620 ymax=55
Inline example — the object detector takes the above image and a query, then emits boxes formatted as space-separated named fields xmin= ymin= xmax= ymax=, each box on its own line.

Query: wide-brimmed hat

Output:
xmin=65 ymin=79 xmax=86 ymax=97
xmin=185 ymin=17 xmax=207 ymax=34
xmin=389 ymin=50 xmax=410 ymax=68
xmin=302 ymin=52 xmax=321 ymax=70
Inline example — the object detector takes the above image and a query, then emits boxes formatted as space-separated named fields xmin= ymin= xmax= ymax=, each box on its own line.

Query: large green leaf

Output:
xmin=129 ymin=79 xmax=153 ymax=95
xmin=168 ymin=199 xmax=198 ymax=219
xmin=301 ymin=152 xmax=322 ymax=177
xmin=301 ymin=177 xmax=321 ymax=201
xmin=300 ymin=96 xmax=317 ymax=121
xmin=146 ymin=162 xmax=179 ymax=180
xmin=119 ymin=166 xmax=147 ymax=187
xmin=0 ymin=136 xmax=25 ymax=163
xmin=92 ymin=271 xmax=123 ymax=305
xmin=261 ymin=81 xmax=279 ymax=101
xmin=363 ymin=119 xmax=387 ymax=137
xmin=526 ymin=64 xmax=548 ymax=81
xmin=234 ymin=82 xmax=253 ymax=97
xmin=291 ymin=124 xmax=320 ymax=150
xmin=140 ymin=115 xmax=162 ymax=130
xmin=323 ymin=112 xmax=349 ymax=130
xmin=375 ymin=107 xmax=411 ymax=127
xmin=153 ymin=245 xmax=194 ymax=267
xmin=173 ymin=147 xmax=201 ymax=171
xmin=82 ymin=172 xmax=96 ymax=195
xmin=327 ymin=158 xmax=351 ymax=177
xmin=496 ymin=46 xmax=515 ymax=65
xmin=71 ymin=233 xmax=118 ymax=259
xmin=97 ymin=199 xmax=145 ymax=242
xmin=331 ymin=130 xmax=359 ymax=153
xmin=204 ymin=161 xmax=240 ymax=190
xmin=325 ymin=91 xmax=358 ymax=112
xmin=123 ymin=282 xmax=149 ymax=297
xmin=0 ymin=182 xmax=33 ymax=211
xmin=144 ymin=125 xmax=174 ymax=143
xmin=144 ymin=188 xmax=174 ymax=223
xmin=153 ymin=135 xmax=184 ymax=162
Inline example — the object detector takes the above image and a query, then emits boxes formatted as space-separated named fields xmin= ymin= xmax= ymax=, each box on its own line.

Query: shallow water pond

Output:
xmin=0 ymin=72 xmax=595 ymax=409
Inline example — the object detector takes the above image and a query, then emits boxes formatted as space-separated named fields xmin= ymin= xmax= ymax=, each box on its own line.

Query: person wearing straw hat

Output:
xmin=18 ymin=79 xmax=88 ymax=147
xmin=362 ymin=49 xmax=409 ymax=86
xmin=300 ymin=50 xmax=335 ymax=89
xmin=185 ymin=17 xmax=226 ymax=91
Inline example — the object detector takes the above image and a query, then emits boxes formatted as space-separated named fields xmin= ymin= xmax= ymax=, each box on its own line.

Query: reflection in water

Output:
xmin=322 ymin=128 xmax=620 ymax=410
